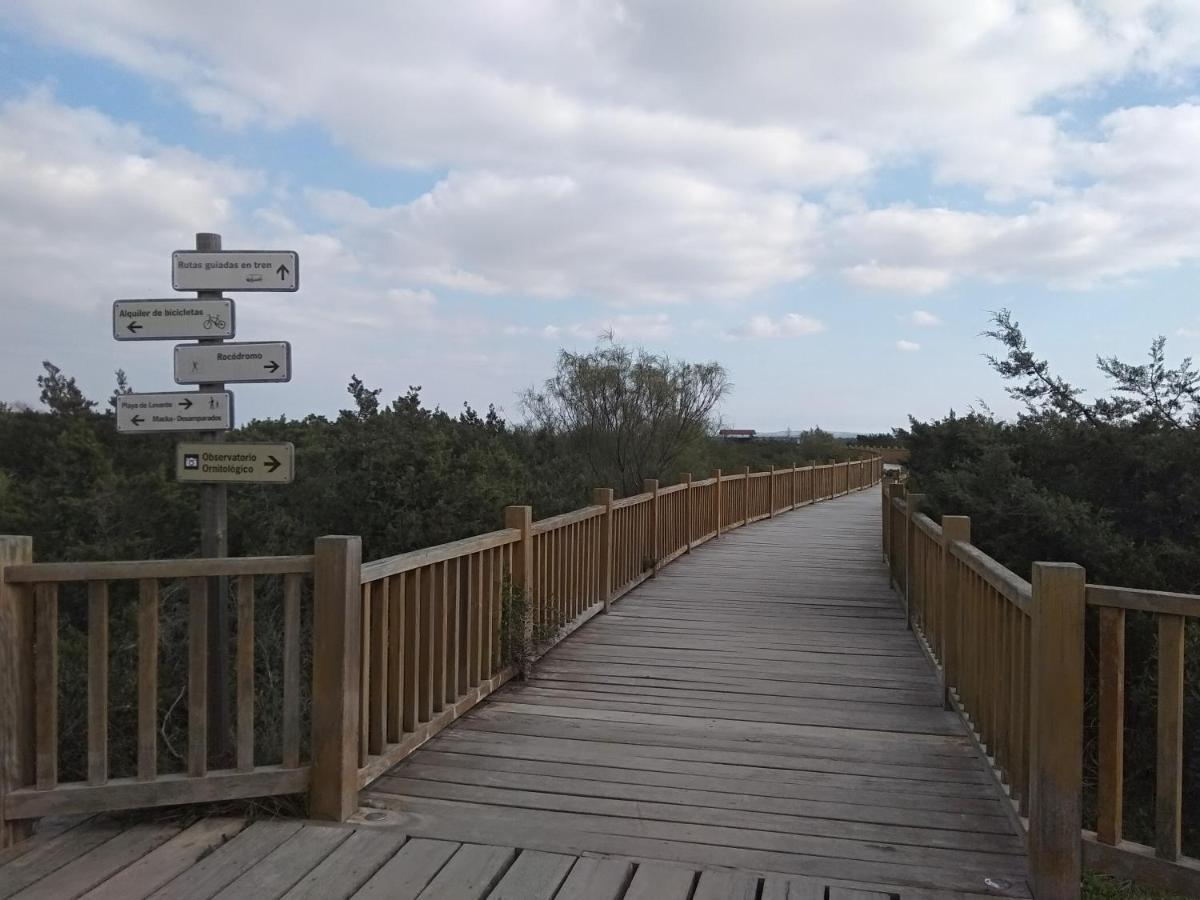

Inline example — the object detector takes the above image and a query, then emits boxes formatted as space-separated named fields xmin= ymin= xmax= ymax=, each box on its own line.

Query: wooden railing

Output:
xmin=0 ymin=457 xmax=881 ymax=845
xmin=883 ymin=480 xmax=1200 ymax=900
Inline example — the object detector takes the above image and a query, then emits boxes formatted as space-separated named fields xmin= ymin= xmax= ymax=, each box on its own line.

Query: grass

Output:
xmin=1082 ymin=871 xmax=1188 ymax=900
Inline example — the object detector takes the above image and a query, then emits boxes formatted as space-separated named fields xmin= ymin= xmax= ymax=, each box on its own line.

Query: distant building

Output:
xmin=718 ymin=428 xmax=756 ymax=441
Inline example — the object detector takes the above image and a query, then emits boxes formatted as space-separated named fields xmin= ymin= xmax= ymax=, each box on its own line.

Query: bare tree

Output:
xmin=522 ymin=340 xmax=731 ymax=495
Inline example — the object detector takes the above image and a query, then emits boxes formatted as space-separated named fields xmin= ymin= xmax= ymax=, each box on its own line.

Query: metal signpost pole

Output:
xmin=196 ymin=232 xmax=231 ymax=763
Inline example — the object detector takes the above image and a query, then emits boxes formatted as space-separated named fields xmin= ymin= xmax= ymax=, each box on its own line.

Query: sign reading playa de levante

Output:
xmin=115 ymin=391 xmax=233 ymax=433
xmin=172 ymin=250 xmax=299 ymax=292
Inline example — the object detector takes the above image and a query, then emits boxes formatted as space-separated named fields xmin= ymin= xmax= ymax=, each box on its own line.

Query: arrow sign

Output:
xmin=172 ymin=250 xmax=299 ymax=292
xmin=113 ymin=299 xmax=235 ymax=341
xmin=176 ymin=442 xmax=295 ymax=484
xmin=174 ymin=341 xmax=291 ymax=385
xmin=116 ymin=391 xmax=234 ymax=434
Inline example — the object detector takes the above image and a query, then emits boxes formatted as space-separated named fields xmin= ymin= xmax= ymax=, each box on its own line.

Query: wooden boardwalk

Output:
xmin=0 ymin=490 xmax=1031 ymax=899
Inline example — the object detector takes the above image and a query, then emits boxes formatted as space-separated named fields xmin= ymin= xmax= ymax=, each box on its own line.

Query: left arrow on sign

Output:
xmin=127 ymin=321 xmax=143 ymax=334
xmin=131 ymin=415 xmax=144 ymax=426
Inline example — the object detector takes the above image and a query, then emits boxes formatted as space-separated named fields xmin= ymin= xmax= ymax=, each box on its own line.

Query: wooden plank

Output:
xmin=486 ymin=849 xmax=574 ymax=899
xmin=211 ymin=823 xmax=351 ymax=899
xmin=282 ymin=574 xmax=302 ymax=769
xmin=187 ymin=577 xmax=207 ymax=778
xmin=0 ymin=814 xmax=88 ymax=868
xmin=34 ymin=583 xmax=57 ymax=790
xmin=87 ymin=581 xmax=108 ymax=786
xmin=552 ymin=857 xmax=633 ymax=900
xmin=236 ymin=575 xmax=255 ymax=772
xmin=623 ymin=862 xmax=696 ymax=900
xmin=13 ymin=822 xmax=179 ymax=900
xmin=360 ymin=529 xmax=520 ymax=583
xmin=81 ymin=818 xmax=246 ymax=900
xmin=148 ymin=820 xmax=303 ymax=900
xmin=1155 ymin=614 xmax=1185 ymax=861
xmin=137 ymin=579 xmax=158 ymax=780
xmin=1096 ymin=606 xmax=1124 ymax=845
xmin=352 ymin=837 xmax=459 ymax=900
xmin=410 ymin=842 xmax=516 ymax=900
xmin=692 ymin=869 xmax=757 ymax=900
xmin=282 ymin=829 xmax=406 ymax=900
xmin=6 ymin=766 xmax=310 ymax=819
xmin=282 ymin=830 xmax=408 ymax=900
xmin=7 ymin=556 xmax=313 ymax=584
xmin=0 ymin=819 xmax=122 ymax=900
xmin=827 ymin=889 xmax=890 ymax=900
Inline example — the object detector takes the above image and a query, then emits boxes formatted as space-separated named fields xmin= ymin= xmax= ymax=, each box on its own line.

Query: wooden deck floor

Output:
xmin=360 ymin=489 xmax=1031 ymax=898
xmin=0 ymin=489 xmax=1031 ymax=899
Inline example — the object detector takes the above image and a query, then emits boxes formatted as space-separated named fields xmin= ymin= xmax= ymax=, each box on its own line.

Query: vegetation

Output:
xmin=903 ymin=310 xmax=1200 ymax=860
xmin=1083 ymin=871 xmax=1186 ymax=900
xmin=1 ymin=341 xmax=855 ymax=783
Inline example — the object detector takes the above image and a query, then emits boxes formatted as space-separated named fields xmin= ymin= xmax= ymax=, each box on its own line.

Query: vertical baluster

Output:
xmin=236 ymin=574 xmax=254 ymax=772
xmin=456 ymin=557 xmax=469 ymax=698
xmin=187 ymin=577 xmax=207 ymax=778
xmin=418 ymin=565 xmax=434 ymax=722
xmin=403 ymin=567 xmax=421 ymax=730
xmin=137 ymin=578 xmax=158 ymax=780
xmin=368 ymin=578 xmax=388 ymax=755
xmin=1156 ymin=614 xmax=1185 ymax=861
xmin=387 ymin=573 xmax=404 ymax=742
xmin=35 ymin=583 xmax=58 ymax=789
xmin=282 ymin=574 xmax=301 ymax=768
xmin=445 ymin=558 xmax=459 ymax=704
xmin=87 ymin=581 xmax=108 ymax=786
xmin=1097 ymin=606 xmax=1124 ymax=845
xmin=359 ymin=584 xmax=370 ymax=765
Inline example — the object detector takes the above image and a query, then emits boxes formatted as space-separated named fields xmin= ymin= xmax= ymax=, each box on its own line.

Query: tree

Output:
xmin=108 ymin=369 xmax=133 ymax=411
xmin=522 ymin=340 xmax=730 ymax=495
xmin=37 ymin=361 xmax=96 ymax=416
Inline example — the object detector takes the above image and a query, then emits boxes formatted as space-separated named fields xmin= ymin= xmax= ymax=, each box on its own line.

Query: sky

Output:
xmin=3 ymin=1 xmax=1200 ymax=434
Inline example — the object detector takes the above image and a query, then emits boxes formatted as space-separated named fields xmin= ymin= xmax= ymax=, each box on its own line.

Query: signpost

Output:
xmin=112 ymin=232 xmax=299 ymax=765
xmin=172 ymin=250 xmax=299 ymax=292
xmin=176 ymin=442 xmax=295 ymax=484
xmin=115 ymin=391 xmax=233 ymax=433
xmin=113 ymin=299 xmax=235 ymax=341
xmin=174 ymin=341 xmax=291 ymax=384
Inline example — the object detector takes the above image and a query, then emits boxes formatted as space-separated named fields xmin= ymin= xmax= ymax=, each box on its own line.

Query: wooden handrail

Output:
xmin=6 ymin=555 xmax=314 ymax=583
xmin=530 ymin=505 xmax=604 ymax=535
xmin=360 ymin=529 xmax=520 ymax=583
xmin=1086 ymin=584 xmax=1200 ymax=617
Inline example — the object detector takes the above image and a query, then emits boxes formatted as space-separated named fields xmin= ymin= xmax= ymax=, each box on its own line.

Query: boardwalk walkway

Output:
xmin=0 ymin=489 xmax=1030 ymax=899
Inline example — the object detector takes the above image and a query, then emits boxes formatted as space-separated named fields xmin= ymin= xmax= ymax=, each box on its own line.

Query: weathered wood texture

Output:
xmin=0 ymin=814 xmax=1021 ymax=900
xmin=364 ymin=490 xmax=1030 ymax=897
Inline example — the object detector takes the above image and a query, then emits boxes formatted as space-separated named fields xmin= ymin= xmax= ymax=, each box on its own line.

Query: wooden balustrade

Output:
xmin=884 ymin=481 xmax=1200 ymax=899
xmin=0 ymin=457 xmax=881 ymax=848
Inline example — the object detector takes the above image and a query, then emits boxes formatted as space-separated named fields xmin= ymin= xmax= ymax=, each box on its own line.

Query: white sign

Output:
xmin=176 ymin=442 xmax=295 ymax=484
xmin=172 ymin=250 xmax=298 ymax=292
xmin=174 ymin=341 xmax=291 ymax=384
xmin=113 ymin=299 xmax=235 ymax=341
xmin=116 ymin=391 xmax=233 ymax=433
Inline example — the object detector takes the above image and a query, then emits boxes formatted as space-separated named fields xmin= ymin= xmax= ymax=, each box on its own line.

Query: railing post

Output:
xmin=768 ymin=466 xmax=776 ymax=518
xmin=881 ymin=476 xmax=892 ymax=558
xmin=742 ymin=466 xmax=750 ymax=525
xmin=714 ymin=469 xmax=722 ymax=537
xmin=904 ymin=493 xmax=924 ymax=630
xmin=1028 ymin=561 xmax=1086 ymax=900
xmin=643 ymin=479 xmax=659 ymax=575
xmin=0 ymin=536 xmax=34 ymax=848
xmin=940 ymin=516 xmax=970 ymax=711
xmin=593 ymin=489 xmax=614 ymax=612
xmin=791 ymin=462 xmax=798 ymax=510
xmin=310 ymin=534 xmax=363 ymax=822
xmin=504 ymin=506 xmax=534 ymax=671
xmin=679 ymin=474 xmax=693 ymax=553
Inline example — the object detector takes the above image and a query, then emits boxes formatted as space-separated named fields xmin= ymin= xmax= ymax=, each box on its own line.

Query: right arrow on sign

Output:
xmin=265 ymin=455 xmax=282 ymax=473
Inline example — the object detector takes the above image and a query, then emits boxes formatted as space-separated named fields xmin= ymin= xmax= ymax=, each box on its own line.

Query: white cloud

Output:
xmin=844 ymin=262 xmax=953 ymax=294
xmin=908 ymin=310 xmax=941 ymax=326
xmin=527 ymin=313 xmax=674 ymax=343
xmin=730 ymin=313 xmax=827 ymax=340
xmin=896 ymin=339 xmax=921 ymax=352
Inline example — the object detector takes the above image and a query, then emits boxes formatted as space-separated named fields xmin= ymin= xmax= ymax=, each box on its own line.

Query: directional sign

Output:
xmin=116 ymin=391 xmax=233 ymax=434
xmin=176 ymin=442 xmax=294 ymax=484
xmin=172 ymin=250 xmax=299 ymax=292
xmin=174 ymin=341 xmax=291 ymax=384
xmin=113 ymin=299 xmax=235 ymax=341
